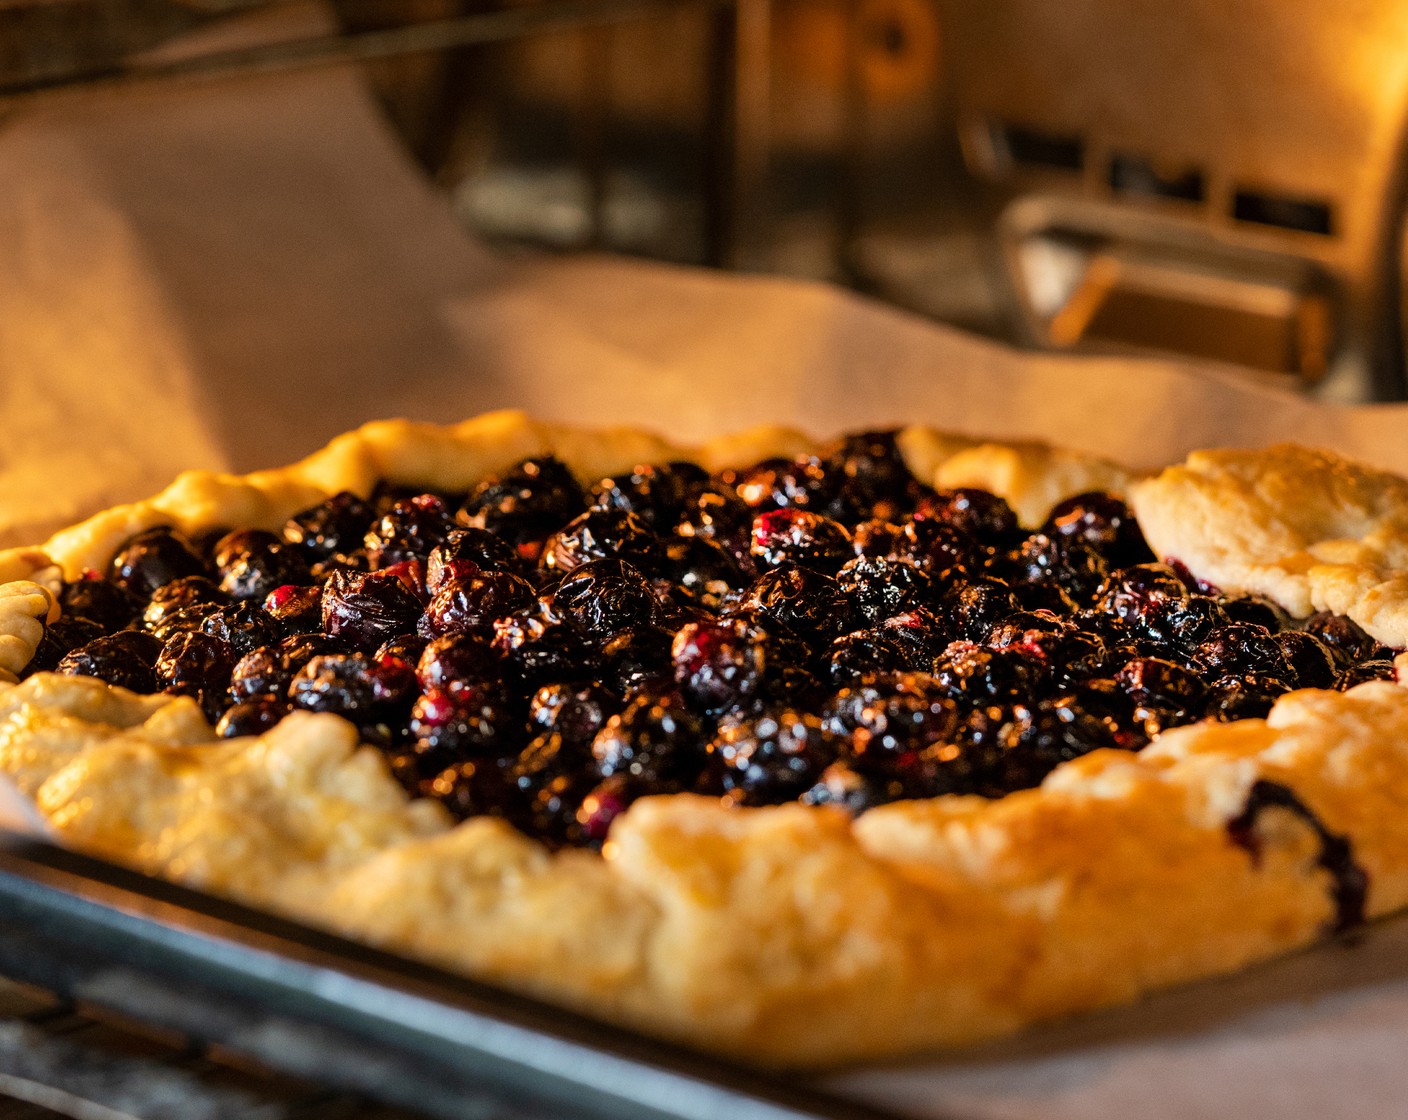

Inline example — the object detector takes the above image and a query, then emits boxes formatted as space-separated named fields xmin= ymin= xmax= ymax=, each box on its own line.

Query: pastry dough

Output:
xmin=0 ymin=413 xmax=1404 ymax=1067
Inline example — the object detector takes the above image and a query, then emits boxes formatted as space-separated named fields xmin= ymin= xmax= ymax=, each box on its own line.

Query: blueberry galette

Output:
xmin=0 ymin=412 xmax=1405 ymax=1066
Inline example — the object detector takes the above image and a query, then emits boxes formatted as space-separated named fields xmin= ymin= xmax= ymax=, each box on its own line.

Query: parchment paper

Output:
xmin=1 ymin=4 xmax=1407 ymax=1117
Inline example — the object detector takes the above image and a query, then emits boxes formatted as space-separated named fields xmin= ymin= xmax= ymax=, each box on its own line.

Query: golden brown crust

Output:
xmin=0 ymin=415 xmax=1406 ymax=1068
xmin=1130 ymin=444 xmax=1408 ymax=648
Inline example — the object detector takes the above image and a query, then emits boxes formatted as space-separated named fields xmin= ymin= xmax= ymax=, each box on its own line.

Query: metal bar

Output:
xmin=0 ymin=0 xmax=731 ymax=109
xmin=0 ymin=834 xmax=906 ymax=1120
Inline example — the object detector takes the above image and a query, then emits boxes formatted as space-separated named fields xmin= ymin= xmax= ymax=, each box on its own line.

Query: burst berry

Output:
xmin=420 ymin=570 xmax=536 ymax=639
xmin=550 ymin=559 xmax=657 ymax=638
xmin=322 ymin=569 xmax=423 ymax=647
xmin=541 ymin=509 xmax=658 ymax=574
xmin=750 ymin=509 xmax=853 ymax=571
xmin=409 ymin=684 xmax=516 ymax=766
xmin=672 ymin=618 xmax=766 ymax=715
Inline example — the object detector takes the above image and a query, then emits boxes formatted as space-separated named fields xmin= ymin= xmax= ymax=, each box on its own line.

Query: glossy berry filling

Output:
xmin=29 ymin=433 xmax=1403 ymax=850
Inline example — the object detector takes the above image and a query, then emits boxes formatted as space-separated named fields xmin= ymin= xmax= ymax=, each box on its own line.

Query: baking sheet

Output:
xmin=1 ymin=4 xmax=1407 ymax=1118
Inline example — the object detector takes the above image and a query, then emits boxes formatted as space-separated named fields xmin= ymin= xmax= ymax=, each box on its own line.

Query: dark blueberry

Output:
xmin=1010 ymin=580 xmax=1077 ymax=616
xmin=672 ymin=618 xmax=767 ymax=716
xmin=1220 ymin=595 xmax=1290 ymax=633
xmin=1206 ymin=674 xmax=1291 ymax=720
xmin=409 ymin=684 xmax=517 ymax=766
xmin=739 ymin=565 xmax=853 ymax=646
xmin=459 ymin=457 xmax=586 ymax=550
xmin=509 ymin=735 xmax=598 ymax=846
xmin=985 ymin=610 xmax=1068 ymax=649
xmin=590 ymin=463 xmax=693 ymax=528
xmin=550 ymin=559 xmax=656 ymax=638
xmin=144 ymin=603 xmax=222 ymax=645
xmin=262 ymin=584 xmax=323 ymax=635
xmin=419 ymin=570 xmax=536 ymax=640
xmin=932 ymin=641 xmax=1044 ymax=705
xmin=209 ymin=529 xmax=280 ymax=573
xmin=591 ymin=693 xmax=705 ymax=783
xmin=726 ymin=456 xmax=841 ymax=514
xmin=599 ymin=625 xmax=675 ymax=696
xmin=1335 ymin=660 xmax=1398 ymax=690
xmin=822 ymin=430 xmax=920 ymax=518
xmin=1091 ymin=564 xmax=1191 ymax=639
xmin=892 ymin=520 xmax=978 ymax=583
xmin=828 ymin=675 xmax=960 ymax=772
xmin=1042 ymin=492 xmax=1152 ymax=567
xmin=1303 ymin=612 xmax=1393 ymax=665
xmin=1115 ymin=657 xmax=1208 ymax=714
xmin=662 ymin=536 xmax=747 ymax=609
xmin=1061 ymin=679 xmax=1152 ymax=751
xmin=288 ymin=653 xmax=383 ymax=720
xmin=427 ymin=759 xmax=519 ymax=822
xmin=216 ymin=536 xmax=310 ymax=603
xmin=991 ymin=698 xmax=1119 ymax=791
xmin=708 ymin=709 xmax=844 ymax=804
xmin=1022 ymin=630 xmax=1109 ymax=689
xmin=415 ymin=633 xmax=499 ymax=690
xmin=850 ymin=519 xmax=904 ymax=560
xmin=530 ymin=683 xmax=617 ymax=744
xmin=426 ymin=528 xmax=526 ymax=594
xmin=799 ymin=761 xmax=897 ymax=815
xmin=826 ymin=630 xmax=906 ymax=686
xmin=230 ymin=632 xmax=342 ymax=703
xmin=59 ymin=577 xmax=137 ymax=632
xmin=141 ymin=575 xmax=225 ymax=632
xmin=675 ymin=485 xmax=754 ymax=549
xmin=322 ymin=569 xmax=424 ymax=647
xmin=492 ymin=615 xmax=595 ymax=690
xmin=56 ymin=631 xmax=163 ymax=692
xmin=541 ymin=509 xmax=659 ymax=574
xmin=941 ymin=578 xmax=1021 ymax=642
xmin=110 ymin=528 xmax=206 ymax=598
xmin=915 ymin=488 xmax=1018 ymax=543
xmin=24 ymin=617 xmax=106 ymax=674
xmin=380 ymin=560 xmax=429 ymax=602
xmin=364 ymin=494 xmax=455 ymax=568
xmin=154 ymin=632 xmax=237 ymax=720
xmin=376 ymin=632 xmax=428 ymax=667
xmin=1273 ymin=631 xmax=1340 ymax=690
xmin=284 ymin=491 xmax=374 ymax=561
xmin=874 ymin=608 xmax=949 ymax=669
xmin=997 ymin=534 xmax=1108 ymax=605
xmin=836 ymin=557 xmax=933 ymax=625
xmin=1163 ymin=596 xmax=1232 ymax=655
xmin=575 ymin=773 xmax=648 ymax=847
xmin=196 ymin=603 xmax=281 ymax=659
xmin=215 ymin=698 xmax=290 ymax=738
xmin=750 ymin=509 xmax=853 ymax=572
xmin=1193 ymin=624 xmax=1293 ymax=682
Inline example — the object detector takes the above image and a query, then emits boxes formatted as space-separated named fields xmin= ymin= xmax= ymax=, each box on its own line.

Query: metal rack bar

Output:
xmin=0 ymin=833 xmax=904 ymax=1120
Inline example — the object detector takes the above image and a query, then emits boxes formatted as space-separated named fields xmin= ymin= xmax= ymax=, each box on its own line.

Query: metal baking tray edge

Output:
xmin=0 ymin=829 xmax=911 ymax=1120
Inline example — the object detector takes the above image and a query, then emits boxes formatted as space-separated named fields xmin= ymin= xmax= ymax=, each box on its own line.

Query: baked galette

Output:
xmin=0 ymin=411 xmax=1405 ymax=1067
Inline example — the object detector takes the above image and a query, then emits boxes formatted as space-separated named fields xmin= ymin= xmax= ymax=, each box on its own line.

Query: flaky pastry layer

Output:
xmin=0 ymin=413 xmax=1405 ymax=1067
